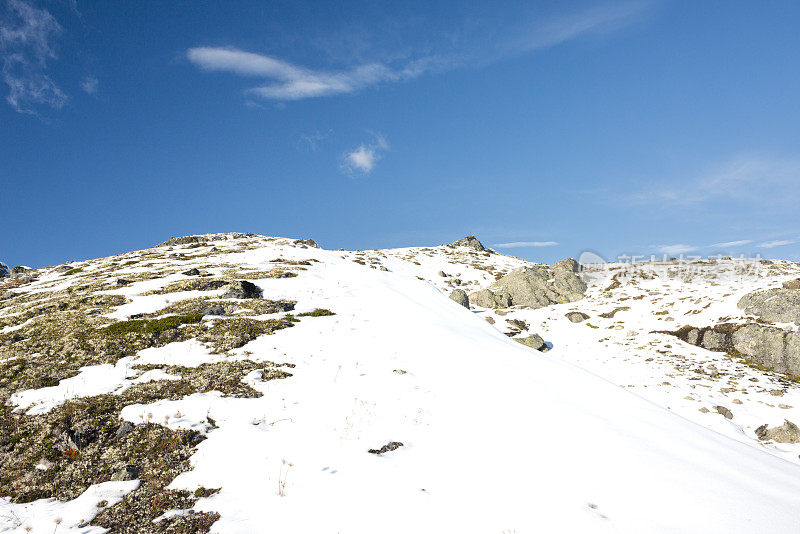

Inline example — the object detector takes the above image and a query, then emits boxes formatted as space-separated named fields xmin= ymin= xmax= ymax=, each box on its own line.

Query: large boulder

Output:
xmin=515 ymin=333 xmax=547 ymax=351
xmin=468 ymin=288 xmax=512 ymax=309
xmin=449 ymin=289 xmax=470 ymax=309
xmin=0 ymin=262 xmax=8 ymax=278
xmin=450 ymin=235 xmax=486 ymax=251
xmin=737 ymin=288 xmax=800 ymax=324
xmin=472 ymin=263 xmax=587 ymax=309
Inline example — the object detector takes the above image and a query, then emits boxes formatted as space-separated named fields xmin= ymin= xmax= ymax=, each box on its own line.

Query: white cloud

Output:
xmin=758 ymin=238 xmax=800 ymax=249
xmin=187 ymin=47 xmax=428 ymax=101
xmin=655 ymin=244 xmax=698 ymax=255
xmin=342 ymin=134 xmax=388 ymax=175
xmin=494 ymin=241 xmax=559 ymax=248
xmin=708 ymin=240 xmax=752 ymax=248
xmin=80 ymin=76 xmax=98 ymax=94
xmin=0 ymin=0 xmax=66 ymax=113
xmin=187 ymin=3 xmax=653 ymax=102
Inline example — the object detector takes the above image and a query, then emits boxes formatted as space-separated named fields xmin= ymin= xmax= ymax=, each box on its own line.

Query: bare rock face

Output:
xmin=469 ymin=262 xmax=586 ymax=310
xmin=449 ymin=289 xmax=470 ymax=309
xmin=565 ymin=312 xmax=589 ymax=323
xmin=222 ymin=280 xmax=262 ymax=299
xmin=755 ymin=420 xmax=800 ymax=443
xmin=737 ymin=288 xmax=800 ymax=324
xmin=468 ymin=288 xmax=512 ymax=309
xmin=450 ymin=235 xmax=486 ymax=251
xmin=0 ymin=262 xmax=8 ymax=278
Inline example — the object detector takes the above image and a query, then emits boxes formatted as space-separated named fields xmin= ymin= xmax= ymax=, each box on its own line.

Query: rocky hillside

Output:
xmin=2 ymin=233 xmax=800 ymax=533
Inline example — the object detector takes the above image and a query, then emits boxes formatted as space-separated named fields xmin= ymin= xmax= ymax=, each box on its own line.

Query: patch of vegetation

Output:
xmin=143 ymin=279 xmax=229 ymax=295
xmin=64 ymin=267 xmax=84 ymax=275
xmin=297 ymin=308 xmax=335 ymax=317
xmin=198 ymin=318 xmax=295 ymax=352
xmin=103 ymin=314 xmax=203 ymax=337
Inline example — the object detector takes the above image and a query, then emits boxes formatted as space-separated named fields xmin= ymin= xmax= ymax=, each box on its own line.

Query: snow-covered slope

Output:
xmin=2 ymin=234 xmax=800 ymax=533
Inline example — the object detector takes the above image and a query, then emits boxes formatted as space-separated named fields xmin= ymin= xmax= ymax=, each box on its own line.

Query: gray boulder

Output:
xmin=0 ymin=262 xmax=7 ymax=278
xmin=450 ymin=235 xmax=486 ymax=251
xmin=469 ymin=288 xmax=512 ymax=309
xmin=551 ymin=258 xmax=579 ymax=273
xmin=755 ymin=420 xmax=800 ymax=443
xmin=484 ymin=265 xmax=587 ymax=309
xmin=737 ymin=288 xmax=800 ymax=324
xmin=222 ymin=280 xmax=262 ymax=299
xmin=449 ymin=289 xmax=470 ymax=309
xmin=200 ymin=306 xmax=226 ymax=316
xmin=515 ymin=333 xmax=547 ymax=351
xmin=10 ymin=266 xmax=30 ymax=276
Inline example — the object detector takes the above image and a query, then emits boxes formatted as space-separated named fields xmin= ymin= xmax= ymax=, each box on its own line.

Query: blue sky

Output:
xmin=2 ymin=0 xmax=800 ymax=268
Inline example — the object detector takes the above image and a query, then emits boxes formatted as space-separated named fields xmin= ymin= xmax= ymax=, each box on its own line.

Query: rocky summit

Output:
xmin=2 ymin=233 xmax=800 ymax=533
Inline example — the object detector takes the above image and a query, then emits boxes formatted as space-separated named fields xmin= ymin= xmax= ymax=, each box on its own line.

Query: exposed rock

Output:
xmin=672 ymin=323 xmax=800 ymax=376
xmin=182 ymin=268 xmax=201 ymax=276
xmin=0 ymin=262 xmax=8 ymax=277
xmin=158 ymin=236 xmax=208 ymax=247
xmin=755 ymin=420 xmax=800 ymax=443
xmin=468 ymin=288 xmax=512 ymax=309
xmin=737 ymin=288 xmax=800 ymax=324
xmin=506 ymin=319 xmax=529 ymax=331
xmin=449 ymin=289 xmax=470 ymax=309
xmin=437 ymin=270 xmax=448 ymax=277
xmin=222 ymin=280 xmax=262 ymax=299
xmin=200 ymin=306 xmax=226 ymax=316
xmin=565 ymin=312 xmax=589 ymax=323
xmin=515 ymin=333 xmax=546 ymax=351
xmin=450 ymin=235 xmax=486 ymax=251
xmin=368 ymin=441 xmax=403 ymax=454
xmin=294 ymin=239 xmax=318 ymax=248
xmin=714 ymin=405 xmax=733 ymax=419
xmin=551 ymin=258 xmax=579 ymax=273
xmin=115 ymin=421 xmax=134 ymax=439
xmin=472 ymin=264 xmax=587 ymax=310
xmin=115 ymin=278 xmax=133 ymax=286
xmin=783 ymin=279 xmax=800 ymax=290
xmin=10 ymin=266 xmax=30 ymax=276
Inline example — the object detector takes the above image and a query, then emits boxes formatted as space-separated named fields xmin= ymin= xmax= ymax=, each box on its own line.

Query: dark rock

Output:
xmin=182 ymin=268 xmax=201 ymax=276
xmin=368 ymin=441 xmax=403 ymax=454
xmin=449 ymin=289 xmax=470 ymax=309
xmin=116 ymin=279 xmax=133 ymax=286
xmin=115 ymin=421 xmax=134 ymax=439
xmin=450 ymin=235 xmax=486 ymax=251
xmin=506 ymin=319 xmax=529 ymax=331
xmin=221 ymin=281 xmax=262 ymax=299
xmin=200 ymin=306 xmax=225 ymax=316
xmin=0 ymin=262 xmax=8 ymax=277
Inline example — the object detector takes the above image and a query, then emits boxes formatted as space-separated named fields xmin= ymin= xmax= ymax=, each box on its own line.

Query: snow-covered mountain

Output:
xmin=2 ymin=233 xmax=800 ymax=533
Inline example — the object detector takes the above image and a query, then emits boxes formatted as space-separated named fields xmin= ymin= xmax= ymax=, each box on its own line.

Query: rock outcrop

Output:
xmin=755 ymin=420 xmax=800 ymax=443
xmin=450 ymin=235 xmax=486 ymax=251
xmin=737 ymin=288 xmax=800 ymax=324
xmin=673 ymin=323 xmax=800 ymax=376
xmin=469 ymin=260 xmax=586 ymax=310
xmin=449 ymin=289 xmax=470 ymax=309
xmin=222 ymin=280 xmax=262 ymax=299
xmin=0 ymin=262 xmax=8 ymax=278
xmin=565 ymin=312 xmax=589 ymax=323
xmin=783 ymin=279 xmax=800 ymax=290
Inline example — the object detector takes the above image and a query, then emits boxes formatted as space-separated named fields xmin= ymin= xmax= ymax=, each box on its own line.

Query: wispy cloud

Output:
xmin=758 ymin=238 xmax=800 ymax=249
xmin=80 ymin=75 xmax=98 ymax=94
xmin=0 ymin=0 xmax=66 ymax=113
xmin=709 ymin=240 xmax=752 ymax=248
xmin=627 ymin=155 xmax=800 ymax=209
xmin=187 ymin=2 xmax=653 ymax=102
xmin=494 ymin=241 xmax=559 ymax=248
xmin=298 ymin=129 xmax=333 ymax=152
xmin=342 ymin=134 xmax=388 ymax=175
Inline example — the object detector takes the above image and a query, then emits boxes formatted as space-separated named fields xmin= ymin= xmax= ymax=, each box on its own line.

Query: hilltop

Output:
xmin=2 ymin=233 xmax=800 ymax=533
